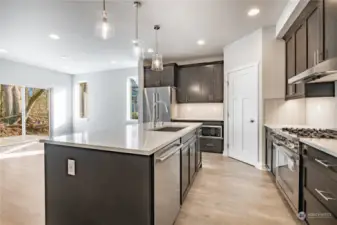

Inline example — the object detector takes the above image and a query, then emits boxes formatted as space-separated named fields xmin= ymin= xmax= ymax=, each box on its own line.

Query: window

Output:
xmin=25 ymin=87 xmax=49 ymax=135
xmin=0 ymin=84 xmax=50 ymax=137
xmin=0 ymin=85 xmax=23 ymax=137
xmin=127 ymin=77 xmax=138 ymax=121
xmin=79 ymin=82 xmax=88 ymax=118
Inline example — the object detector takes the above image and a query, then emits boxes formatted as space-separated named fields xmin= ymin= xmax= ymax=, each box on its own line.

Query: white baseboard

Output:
xmin=255 ymin=162 xmax=268 ymax=171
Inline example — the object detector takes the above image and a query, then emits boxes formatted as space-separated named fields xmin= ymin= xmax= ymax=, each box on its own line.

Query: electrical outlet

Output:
xmin=67 ymin=159 xmax=75 ymax=176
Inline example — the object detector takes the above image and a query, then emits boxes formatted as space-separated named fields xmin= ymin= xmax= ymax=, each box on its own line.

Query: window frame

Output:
xmin=126 ymin=76 xmax=139 ymax=123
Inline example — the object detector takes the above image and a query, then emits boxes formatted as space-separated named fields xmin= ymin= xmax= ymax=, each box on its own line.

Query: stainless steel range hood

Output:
xmin=288 ymin=57 xmax=337 ymax=84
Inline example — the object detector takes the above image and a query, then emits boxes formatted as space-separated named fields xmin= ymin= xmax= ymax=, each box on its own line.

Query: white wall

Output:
xmin=0 ymin=59 xmax=73 ymax=136
xmin=73 ymin=67 xmax=138 ymax=133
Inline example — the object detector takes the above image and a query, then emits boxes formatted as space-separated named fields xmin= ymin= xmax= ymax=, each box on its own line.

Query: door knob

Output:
xmin=250 ymin=119 xmax=255 ymax=123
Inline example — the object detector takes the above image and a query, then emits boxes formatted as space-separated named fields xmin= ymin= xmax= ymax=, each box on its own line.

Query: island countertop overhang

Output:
xmin=40 ymin=122 xmax=202 ymax=156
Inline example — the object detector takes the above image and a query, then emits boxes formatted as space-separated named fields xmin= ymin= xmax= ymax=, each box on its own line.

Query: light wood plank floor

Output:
xmin=0 ymin=144 xmax=300 ymax=225
xmin=175 ymin=153 xmax=301 ymax=225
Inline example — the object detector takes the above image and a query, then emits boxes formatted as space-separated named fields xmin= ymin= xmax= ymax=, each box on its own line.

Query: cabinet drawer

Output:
xmin=200 ymin=138 xmax=223 ymax=153
xmin=302 ymin=144 xmax=337 ymax=181
xmin=303 ymin=188 xmax=336 ymax=225
xmin=303 ymin=158 xmax=337 ymax=217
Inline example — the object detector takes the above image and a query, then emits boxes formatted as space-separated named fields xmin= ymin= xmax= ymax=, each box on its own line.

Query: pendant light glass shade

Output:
xmin=151 ymin=53 xmax=163 ymax=71
xmin=100 ymin=0 xmax=114 ymax=40
xmin=151 ymin=25 xmax=164 ymax=71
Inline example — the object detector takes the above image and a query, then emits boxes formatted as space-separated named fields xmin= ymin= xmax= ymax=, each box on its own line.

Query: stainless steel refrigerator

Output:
xmin=143 ymin=86 xmax=176 ymax=123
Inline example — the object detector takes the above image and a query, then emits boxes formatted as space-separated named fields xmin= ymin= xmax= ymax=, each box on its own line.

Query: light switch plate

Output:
xmin=67 ymin=159 xmax=76 ymax=176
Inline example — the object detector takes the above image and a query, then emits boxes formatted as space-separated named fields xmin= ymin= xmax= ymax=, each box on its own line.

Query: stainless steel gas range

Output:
xmin=271 ymin=128 xmax=337 ymax=213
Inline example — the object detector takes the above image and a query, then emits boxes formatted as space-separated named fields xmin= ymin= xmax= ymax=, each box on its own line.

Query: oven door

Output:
xmin=274 ymin=143 xmax=299 ymax=212
xmin=200 ymin=126 xmax=222 ymax=139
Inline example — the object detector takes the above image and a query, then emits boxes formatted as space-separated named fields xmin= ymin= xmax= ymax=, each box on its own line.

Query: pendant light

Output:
xmin=151 ymin=25 xmax=164 ymax=71
xmin=101 ymin=0 xmax=113 ymax=40
xmin=133 ymin=1 xmax=142 ymax=58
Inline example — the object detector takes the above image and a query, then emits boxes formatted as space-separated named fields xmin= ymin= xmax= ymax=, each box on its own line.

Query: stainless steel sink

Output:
xmin=153 ymin=127 xmax=186 ymax=132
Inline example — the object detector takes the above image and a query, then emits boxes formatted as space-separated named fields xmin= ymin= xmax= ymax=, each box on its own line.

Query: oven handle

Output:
xmin=314 ymin=158 xmax=337 ymax=168
xmin=315 ymin=189 xmax=336 ymax=201
xmin=273 ymin=143 xmax=296 ymax=159
xmin=200 ymin=136 xmax=223 ymax=140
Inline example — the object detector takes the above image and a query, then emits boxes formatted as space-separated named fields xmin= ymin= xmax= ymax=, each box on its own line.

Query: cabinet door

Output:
xmin=181 ymin=146 xmax=190 ymax=202
xmin=295 ymin=23 xmax=307 ymax=95
xmin=144 ymin=68 xmax=160 ymax=87
xmin=199 ymin=65 xmax=214 ymax=102
xmin=324 ymin=0 xmax=337 ymax=60
xmin=177 ymin=68 xmax=189 ymax=103
xmin=160 ymin=65 xmax=175 ymax=87
xmin=286 ymin=36 xmax=295 ymax=96
xmin=307 ymin=8 xmax=321 ymax=68
xmin=213 ymin=64 xmax=224 ymax=102
xmin=189 ymin=141 xmax=196 ymax=181
xmin=185 ymin=67 xmax=202 ymax=103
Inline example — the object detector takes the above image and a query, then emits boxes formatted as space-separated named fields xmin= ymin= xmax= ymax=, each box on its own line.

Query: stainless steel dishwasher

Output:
xmin=154 ymin=139 xmax=183 ymax=225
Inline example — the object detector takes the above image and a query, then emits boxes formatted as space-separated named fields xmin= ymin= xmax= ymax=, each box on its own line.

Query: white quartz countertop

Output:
xmin=40 ymin=122 xmax=202 ymax=156
xmin=172 ymin=117 xmax=223 ymax=122
xmin=300 ymin=138 xmax=337 ymax=158
xmin=264 ymin=124 xmax=337 ymax=158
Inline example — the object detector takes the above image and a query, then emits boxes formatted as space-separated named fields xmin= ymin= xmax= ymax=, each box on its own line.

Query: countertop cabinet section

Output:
xmin=302 ymin=144 xmax=337 ymax=225
xmin=144 ymin=64 xmax=176 ymax=88
xmin=177 ymin=62 xmax=224 ymax=103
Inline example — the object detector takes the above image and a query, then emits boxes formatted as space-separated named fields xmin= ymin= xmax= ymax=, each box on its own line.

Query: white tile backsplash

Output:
xmin=264 ymin=97 xmax=337 ymax=128
xmin=172 ymin=103 xmax=223 ymax=121
xmin=264 ymin=98 xmax=306 ymax=125
xmin=306 ymin=97 xmax=337 ymax=128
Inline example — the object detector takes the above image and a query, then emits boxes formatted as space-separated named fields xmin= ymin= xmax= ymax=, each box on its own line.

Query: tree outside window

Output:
xmin=130 ymin=78 xmax=138 ymax=120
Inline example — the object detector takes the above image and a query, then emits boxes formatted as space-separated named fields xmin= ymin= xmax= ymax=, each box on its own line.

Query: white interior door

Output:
xmin=228 ymin=64 xmax=258 ymax=166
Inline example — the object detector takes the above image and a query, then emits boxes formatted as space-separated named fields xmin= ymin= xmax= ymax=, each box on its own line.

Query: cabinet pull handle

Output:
xmin=316 ymin=50 xmax=320 ymax=64
xmin=315 ymin=189 xmax=336 ymax=201
xmin=314 ymin=51 xmax=317 ymax=65
xmin=315 ymin=158 xmax=337 ymax=168
xmin=206 ymin=143 xmax=214 ymax=147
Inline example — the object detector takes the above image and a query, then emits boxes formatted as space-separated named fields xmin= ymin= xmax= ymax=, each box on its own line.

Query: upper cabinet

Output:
xmin=283 ymin=0 xmax=335 ymax=100
xmin=176 ymin=62 xmax=224 ymax=103
xmin=324 ymin=0 xmax=337 ymax=60
xmin=144 ymin=64 xmax=177 ymax=88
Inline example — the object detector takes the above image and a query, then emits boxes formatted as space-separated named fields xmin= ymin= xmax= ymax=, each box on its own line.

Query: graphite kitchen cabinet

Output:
xmin=301 ymin=143 xmax=337 ymax=225
xmin=144 ymin=63 xmax=177 ymax=88
xmin=324 ymin=0 xmax=337 ymax=60
xmin=284 ymin=0 xmax=335 ymax=100
xmin=177 ymin=61 xmax=224 ymax=103
xmin=295 ymin=23 xmax=306 ymax=96
xmin=286 ymin=35 xmax=296 ymax=97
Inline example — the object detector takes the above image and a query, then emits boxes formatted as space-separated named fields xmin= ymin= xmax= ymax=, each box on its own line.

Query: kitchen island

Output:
xmin=41 ymin=122 xmax=202 ymax=225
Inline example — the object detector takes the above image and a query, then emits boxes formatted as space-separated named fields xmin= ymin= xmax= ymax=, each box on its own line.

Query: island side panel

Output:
xmin=45 ymin=144 xmax=154 ymax=225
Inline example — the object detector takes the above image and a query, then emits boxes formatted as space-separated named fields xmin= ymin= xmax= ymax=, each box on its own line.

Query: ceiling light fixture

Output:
xmin=151 ymin=25 xmax=164 ymax=71
xmin=248 ymin=8 xmax=260 ymax=17
xmin=0 ymin=49 xmax=8 ymax=54
xmin=147 ymin=48 xmax=154 ymax=53
xmin=61 ymin=56 xmax=70 ymax=60
xmin=101 ymin=0 xmax=114 ymax=40
xmin=111 ymin=60 xmax=117 ymax=64
xmin=49 ymin=34 xmax=60 ymax=40
xmin=197 ymin=39 xmax=205 ymax=45
xmin=133 ymin=1 xmax=142 ymax=58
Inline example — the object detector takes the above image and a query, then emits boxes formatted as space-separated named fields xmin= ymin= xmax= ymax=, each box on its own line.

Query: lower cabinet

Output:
xmin=200 ymin=138 xmax=222 ymax=153
xmin=180 ymin=132 xmax=201 ymax=204
xmin=302 ymin=144 xmax=337 ymax=225
xmin=181 ymin=145 xmax=190 ymax=202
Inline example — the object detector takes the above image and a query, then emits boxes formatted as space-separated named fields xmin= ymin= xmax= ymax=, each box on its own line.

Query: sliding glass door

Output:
xmin=0 ymin=84 xmax=49 ymax=137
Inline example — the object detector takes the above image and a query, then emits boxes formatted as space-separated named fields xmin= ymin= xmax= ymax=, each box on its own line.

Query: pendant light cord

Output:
xmin=135 ymin=3 xmax=139 ymax=41
xmin=103 ymin=0 xmax=106 ymax=11
xmin=154 ymin=25 xmax=160 ymax=54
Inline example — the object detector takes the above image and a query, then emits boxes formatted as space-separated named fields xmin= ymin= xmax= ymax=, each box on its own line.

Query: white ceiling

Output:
xmin=0 ymin=0 xmax=288 ymax=75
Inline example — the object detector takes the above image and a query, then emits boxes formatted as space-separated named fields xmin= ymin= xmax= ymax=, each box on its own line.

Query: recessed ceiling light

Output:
xmin=248 ymin=8 xmax=260 ymax=17
xmin=147 ymin=48 xmax=154 ymax=53
xmin=49 ymin=34 xmax=60 ymax=40
xmin=61 ymin=56 xmax=70 ymax=60
xmin=0 ymin=49 xmax=8 ymax=54
xmin=197 ymin=39 xmax=205 ymax=46
xmin=111 ymin=60 xmax=117 ymax=64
